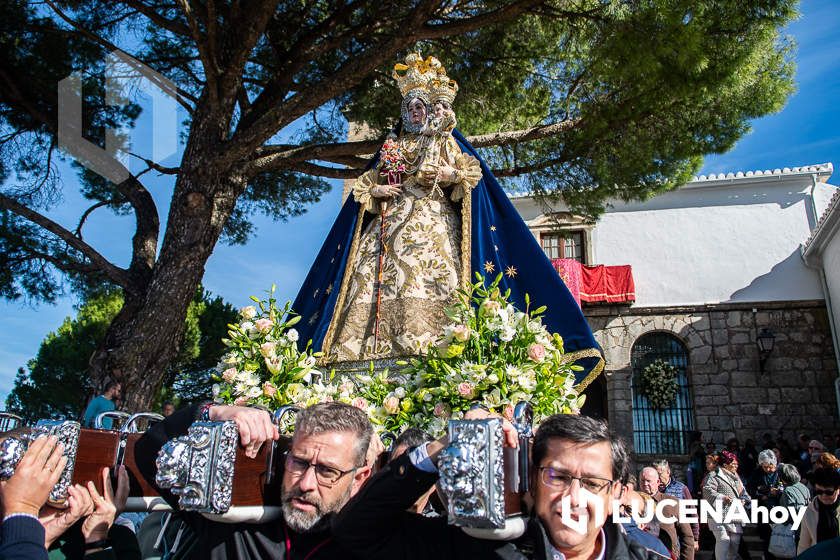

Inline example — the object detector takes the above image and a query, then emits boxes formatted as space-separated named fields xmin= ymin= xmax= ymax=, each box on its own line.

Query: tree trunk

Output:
xmin=88 ymin=106 xmax=245 ymax=411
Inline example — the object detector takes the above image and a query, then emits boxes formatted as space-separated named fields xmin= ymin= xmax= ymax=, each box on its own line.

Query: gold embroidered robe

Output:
xmin=323 ymin=132 xmax=482 ymax=363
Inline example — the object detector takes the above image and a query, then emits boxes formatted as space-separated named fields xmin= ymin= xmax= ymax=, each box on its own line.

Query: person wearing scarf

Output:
xmin=798 ymin=467 xmax=840 ymax=554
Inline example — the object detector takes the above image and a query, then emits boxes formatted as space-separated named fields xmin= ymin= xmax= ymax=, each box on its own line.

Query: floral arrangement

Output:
xmin=359 ymin=273 xmax=585 ymax=436
xmin=212 ymin=277 xmax=585 ymax=437
xmin=378 ymin=137 xmax=405 ymax=184
xmin=638 ymin=359 xmax=679 ymax=409
xmin=212 ymin=285 xmax=330 ymax=413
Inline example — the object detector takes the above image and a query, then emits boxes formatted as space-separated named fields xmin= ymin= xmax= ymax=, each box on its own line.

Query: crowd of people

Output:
xmin=3 ymin=404 xmax=840 ymax=559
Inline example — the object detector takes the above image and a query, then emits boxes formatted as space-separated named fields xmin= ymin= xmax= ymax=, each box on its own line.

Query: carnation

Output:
xmin=286 ymin=328 xmax=299 ymax=342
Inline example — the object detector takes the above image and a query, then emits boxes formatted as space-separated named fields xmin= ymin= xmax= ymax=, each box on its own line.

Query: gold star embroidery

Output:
xmin=490 ymin=225 xmax=497 ymax=231
xmin=326 ymin=283 xmax=334 ymax=295
xmin=484 ymin=261 xmax=495 ymax=273
xmin=505 ymin=266 xmax=518 ymax=278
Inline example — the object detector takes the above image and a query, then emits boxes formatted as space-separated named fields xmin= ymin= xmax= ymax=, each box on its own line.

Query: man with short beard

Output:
xmin=135 ymin=401 xmax=374 ymax=559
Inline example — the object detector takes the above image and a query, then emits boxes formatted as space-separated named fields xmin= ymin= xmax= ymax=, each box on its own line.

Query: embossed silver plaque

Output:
xmin=438 ymin=418 xmax=505 ymax=529
xmin=155 ymin=421 xmax=238 ymax=513
xmin=0 ymin=420 xmax=81 ymax=503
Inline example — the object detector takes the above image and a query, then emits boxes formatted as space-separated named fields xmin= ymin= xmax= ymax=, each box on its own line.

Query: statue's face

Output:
xmin=433 ymin=100 xmax=452 ymax=119
xmin=408 ymin=98 xmax=427 ymax=125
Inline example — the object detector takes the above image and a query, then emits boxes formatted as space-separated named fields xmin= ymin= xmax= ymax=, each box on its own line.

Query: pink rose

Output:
xmin=457 ymin=382 xmax=474 ymax=399
xmin=254 ymin=318 xmax=273 ymax=334
xmin=222 ymin=367 xmax=237 ymax=383
xmin=528 ymin=343 xmax=546 ymax=363
xmin=452 ymin=324 xmax=471 ymax=342
xmin=262 ymin=381 xmax=277 ymax=398
xmin=259 ymin=342 xmax=276 ymax=358
xmin=383 ymin=396 xmax=400 ymax=415
xmin=234 ymin=396 xmax=248 ymax=406
xmin=351 ymin=397 xmax=369 ymax=410
xmin=433 ymin=402 xmax=450 ymax=418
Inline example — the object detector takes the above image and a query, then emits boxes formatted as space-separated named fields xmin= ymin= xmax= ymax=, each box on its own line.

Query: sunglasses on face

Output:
xmin=814 ymin=488 xmax=838 ymax=496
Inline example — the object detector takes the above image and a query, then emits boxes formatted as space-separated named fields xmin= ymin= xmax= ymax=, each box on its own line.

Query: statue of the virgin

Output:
xmin=293 ymin=53 xmax=604 ymax=389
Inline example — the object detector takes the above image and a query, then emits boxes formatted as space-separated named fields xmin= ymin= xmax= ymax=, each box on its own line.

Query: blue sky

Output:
xmin=2 ymin=0 xmax=839 ymax=405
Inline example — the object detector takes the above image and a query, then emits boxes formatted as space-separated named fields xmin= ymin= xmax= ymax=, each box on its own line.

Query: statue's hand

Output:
xmin=371 ymin=184 xmax=401 ymax=198
xmin=435 ymin=165 xmax=458 ymax=185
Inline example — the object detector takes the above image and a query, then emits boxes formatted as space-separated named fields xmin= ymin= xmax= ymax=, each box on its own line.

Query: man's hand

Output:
xmin=112 ymin=465 xmax=129 ymax=515
xmin=0 ymin=436 xmax=67 ymax=516
xmin=81 ymin=468 xmax=117 ymax=544
xmin=40 ymin=484 xmax=93 ymax=548
xmin=464 ymin=408 xmax=519 ymax=449
xmin=209 ymin=405 xmax=279 ymax=458
xmin=371 ymin=184 xmax=401 ymax=198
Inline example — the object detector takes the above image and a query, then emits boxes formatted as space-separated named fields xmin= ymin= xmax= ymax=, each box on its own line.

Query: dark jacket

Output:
xmin=0 ymin=515 xmax=48 ymax=560
xmin=333 ymin=453 xmax=661 ymax=560
xmin=134 ymin=405 xmax=347 ymax=560
xmin=650 ymin=491 xmax=695 ymax=560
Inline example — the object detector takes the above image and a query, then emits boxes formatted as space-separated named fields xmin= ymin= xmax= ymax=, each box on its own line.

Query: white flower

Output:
xmin=286 ymin=328 xmax=299 ymax=342
xmin=395 ymin=387 xmax=406 ymax=399
xmin=239 ymin=306 xmax=257 ymax=320
xmin=500 ymin=326 xmax=516 ymax=342
xmin=487 ymin=373 xmax=499 ymax=384
xmin=527 ymin=320 xmax=543 ymax=334
xmin=247 ymin=386 xmax=262 ymax=399
xmin=211 ymin=384 xmax=220 ymax=397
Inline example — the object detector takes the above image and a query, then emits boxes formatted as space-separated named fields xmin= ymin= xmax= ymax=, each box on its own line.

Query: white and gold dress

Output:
xmin=323 ymin=130 xmax=481 ymax=362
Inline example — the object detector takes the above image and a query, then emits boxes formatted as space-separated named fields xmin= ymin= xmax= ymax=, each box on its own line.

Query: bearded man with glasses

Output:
xmin=135 ymin=401 xmax=374 ymax=559
xmin=334 ymin=412 xmax=662 ymax=559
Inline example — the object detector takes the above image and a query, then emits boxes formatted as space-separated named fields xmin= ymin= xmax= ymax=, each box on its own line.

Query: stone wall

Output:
xmin=584 ymin=300 xmax=840 ymax=471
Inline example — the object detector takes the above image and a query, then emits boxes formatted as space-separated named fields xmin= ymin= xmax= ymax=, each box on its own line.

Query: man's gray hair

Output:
xmin=778 ymin=463 xmax=801 ymax=485
xmin=652 ymin=459 xmax=670 ymax=471
xmin=294 ymin=401 xmax=373 ymax=466
xmin=758 ymin=449 xmax=777 ymax=467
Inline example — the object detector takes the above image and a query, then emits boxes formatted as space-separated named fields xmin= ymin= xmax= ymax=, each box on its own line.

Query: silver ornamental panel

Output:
xmin=0 ymin=420 xmax=80 ymax=503
xmin=155 ymin=421 xmax=238 ymax=513
xmin=438 ymin=418 xmax=505 ymax=529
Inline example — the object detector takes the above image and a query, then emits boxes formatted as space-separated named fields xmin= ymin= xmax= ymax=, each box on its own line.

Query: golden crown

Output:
xmin=393 ymin=53 xmax=457 ymax=104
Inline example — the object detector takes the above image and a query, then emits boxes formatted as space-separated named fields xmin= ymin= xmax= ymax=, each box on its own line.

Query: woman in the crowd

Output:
xmin=703 ymin=450 xmax=748 ymax=559
xmin=778 ymin=463 xmax=810 ymax=546
xmin=798 ymin=467 xmax=840 ymax=554
xmin=748 ymin=449 xmax=782 ymax=559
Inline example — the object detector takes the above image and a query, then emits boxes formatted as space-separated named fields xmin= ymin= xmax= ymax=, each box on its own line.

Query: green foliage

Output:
xmin=639 ymin=359 xmax=679 ymax=410
xmin=5 ymin=287 xmax=237 ymax=421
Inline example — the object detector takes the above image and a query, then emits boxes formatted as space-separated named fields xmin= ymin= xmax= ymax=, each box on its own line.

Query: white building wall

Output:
xmin=513 ymin=172 xmax=838 ymax=308
xmin=823 ymin=227 xmax=840 ymax=346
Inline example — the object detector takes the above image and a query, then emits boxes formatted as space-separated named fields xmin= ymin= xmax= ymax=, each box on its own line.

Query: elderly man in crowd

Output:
xmin=639 ymin=467 xmax=695 ymax=559
xmin=653 ymin=460 xmax=699 ymax=551
xmin=334 ymin=412 xmax=663 ymax=559
xmin=135 ymin=401 xmax=374 ymax=559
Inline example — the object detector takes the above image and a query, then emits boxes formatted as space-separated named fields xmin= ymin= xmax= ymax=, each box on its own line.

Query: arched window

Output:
xmin=631 ymin=332 xmax=695 ymax=455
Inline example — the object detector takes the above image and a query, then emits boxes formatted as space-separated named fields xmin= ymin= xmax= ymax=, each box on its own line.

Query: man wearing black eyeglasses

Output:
xmin=135 ymin=401 xmax=374 ymax=559
xmin=334 ymin=411 xmax=662 ymax=559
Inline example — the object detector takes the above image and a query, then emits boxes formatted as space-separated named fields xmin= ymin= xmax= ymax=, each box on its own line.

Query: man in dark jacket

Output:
xmin=333 ymin=412 xmax=662 ymax=559
xmin=134 ymin=401 xmax=374 ymax=559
